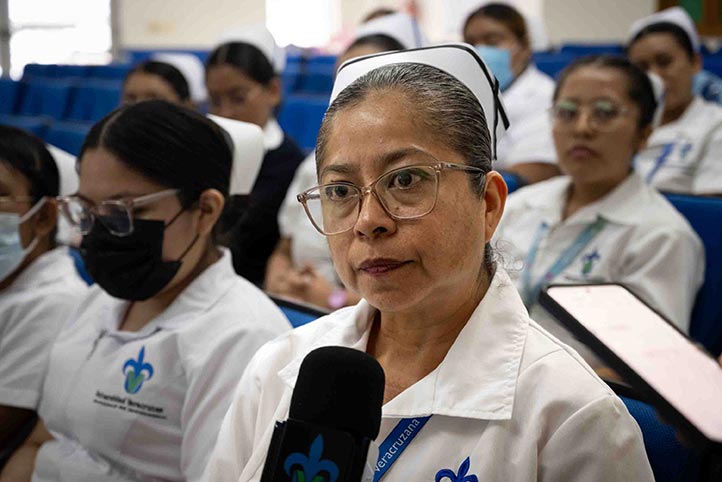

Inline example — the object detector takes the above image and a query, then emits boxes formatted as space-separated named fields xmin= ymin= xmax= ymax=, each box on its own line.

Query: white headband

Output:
xmin=331 ymin=43 xmax=509 ymax=159
xmin=207 ymin=115 xmax=264 ymax=196
xmin=628 ymin=6 xmax=700 ymax=53
xmin=151 ymin=53 xmax=208 ymax=103
xmin=216 ymin=24 xmax=286 ymax=73
xmin=355 ymin=12 xmax=428 ymax=50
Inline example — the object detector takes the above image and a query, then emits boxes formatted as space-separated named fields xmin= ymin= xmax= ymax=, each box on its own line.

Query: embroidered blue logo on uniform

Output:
xmin=581 ymin=249 xmax=600 ymax=275
xmin=122 ymin=346 xmax=154 ymax=394
xmin=435 ymin=457 xmax=478 ymax=482
xmin=284 ymin=434 xmax=339 ymax=482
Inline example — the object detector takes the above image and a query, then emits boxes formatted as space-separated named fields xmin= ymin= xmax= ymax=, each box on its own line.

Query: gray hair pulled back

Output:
xmin=316 ymin=62 xmax=492 ymax=195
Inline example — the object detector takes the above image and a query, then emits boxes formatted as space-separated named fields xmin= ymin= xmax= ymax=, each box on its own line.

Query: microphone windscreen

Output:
xmin=289 ymin=346 xmax=385 ymax=441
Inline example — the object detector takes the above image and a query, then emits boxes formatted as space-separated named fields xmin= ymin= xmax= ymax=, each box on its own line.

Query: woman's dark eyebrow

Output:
xmin=320 ymin=147 xmax=425 ymax=179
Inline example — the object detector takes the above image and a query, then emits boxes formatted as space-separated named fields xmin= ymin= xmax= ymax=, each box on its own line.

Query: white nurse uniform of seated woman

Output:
xmin=495 ymin=171 xmax=704 ymax=334
xmin=202 ymin=269 xmax=653 ymax=482
xmin=33 ymin=249 xmax=289 ymax=482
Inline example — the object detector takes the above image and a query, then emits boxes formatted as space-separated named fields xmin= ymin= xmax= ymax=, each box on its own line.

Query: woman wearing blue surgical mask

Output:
xmin=0 ymin=101 xmax=290 ymax=482
xmin=0 ymin=126 xmax=87 ymax=466
xmin=463 ymin=3 xmax=560 ymax=185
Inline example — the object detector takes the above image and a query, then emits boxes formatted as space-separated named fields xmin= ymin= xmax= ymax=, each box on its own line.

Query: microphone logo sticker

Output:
xmin=284 ymin=434 xmax=339 ymax=482
xmin=122 ymin=346 xmax=154 ymax=395
xmin=435 ymin=457 xmax=478 ymax=482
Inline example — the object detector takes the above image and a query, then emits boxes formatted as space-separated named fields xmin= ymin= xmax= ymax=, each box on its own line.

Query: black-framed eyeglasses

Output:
xmin=297 ymin=162 xmax=486 ymax=236
xmin=57 ymin=189 xmax=180 ymax=237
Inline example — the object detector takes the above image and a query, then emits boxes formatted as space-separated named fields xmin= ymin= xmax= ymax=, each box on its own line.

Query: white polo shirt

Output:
xmin=496 ymin=65 xmax=557 ymax=171
xmin=278 ymin=153 xmax=339 ymax=286
xmin=34 ymin=249 xmax=291 ymax=482
xmin=495 ymin=172 xmax=704 ymax=334
xmin=0 ymin=247 xmax=87 ymax=410
xmin=635 ymin=96 xmax=722 ymax=195
xmin=202 ymin=269 xmax=653 ymax=482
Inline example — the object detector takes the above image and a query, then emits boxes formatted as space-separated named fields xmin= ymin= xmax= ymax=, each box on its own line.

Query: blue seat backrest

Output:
xmin=54 ymin=65 xmax=91 ymax=79
xmin=22 ymin=63 xmax=56 ymax=80
xmin=560 ymin=43 xmax=624 ymax=56
xmin=66 ymin=81 xmax=122 ymax=122
xmin=296 ymin=66 xmax=335 ymax=95
xmin=0 ymin=114 xmax=49 ymax=138
xmin=19 ymin=79 xmax=75 ymax=119
xmin=0 ymin=78 xmax=22 ymax=114
xmin=620 ymin=396 xmax=700 ymax=482
xmin=269 ymin=295 xmax=328 ymax=329
xmin=532 ymin=52 xmax=577 ymax=79
xmin=45 ymin=121 xmax=92 ymax=156
xmin=278 ymin=94 xmax=329 ymax=153
xmin=665 ymin=194 xmax=722 ymax=355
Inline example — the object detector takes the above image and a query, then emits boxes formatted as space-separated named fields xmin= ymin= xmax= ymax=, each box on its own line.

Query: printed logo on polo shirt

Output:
xmin=122 ymin=346 xmax=154 ymax=394
xmin=581 ymin=249 xmax=600 ymax=276
xmin=435 ymin=457 xmax=478 ymax=482
xmin=284 ymin=435 xmax=339 ymax=482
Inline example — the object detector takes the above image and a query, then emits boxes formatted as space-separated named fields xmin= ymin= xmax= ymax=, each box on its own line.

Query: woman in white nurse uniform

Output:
xmin=0 ymin=101 xmax=290 ymax=482
xmin=0 ymin=126 xmax=87 ymax=460
xmin=463 ymin=3 xmax=559 ymax=186
xmin=628 ymin=7 xmax=722 ymax=195
xmin=495 ymin=55 xmax=704 ymax=359
xmin=202 ymin=45 xmax=653 ymax=482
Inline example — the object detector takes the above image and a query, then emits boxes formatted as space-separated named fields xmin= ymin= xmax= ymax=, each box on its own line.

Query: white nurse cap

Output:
xmin=207 ymin=115 xmax=264 ymax=196
xmin=628 ymin=7 xmax=700 ymax=53
xmin=45 ymin=144 xmax=78 ymax=196
xmin=647 ymin=71 xmax=666 ymax=129
xmin=151 ymin=53 xmax=207 ymax=103
xmin=331 ymin=43 xmax=509 ymax=160
xmin=217 ymin=24 xmax=286 ymax=73
xmin=355 ymin=12 xmax=428 ymax=50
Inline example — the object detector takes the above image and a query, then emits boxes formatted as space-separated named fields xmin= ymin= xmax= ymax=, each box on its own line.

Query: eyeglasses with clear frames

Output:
xmin=550 ymin=99 xmax=630 ymax=132
xmin=57 ymin=188 xmax=180 ymax=237
xmin=297 ymin=162 xmax=487 ymax=236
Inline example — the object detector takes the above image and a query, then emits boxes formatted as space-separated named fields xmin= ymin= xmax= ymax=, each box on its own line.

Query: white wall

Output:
xmin=116 ymin=0 xmax=658 ymax=50
xmin=118 ymin=0 xmax=266 ymax=48
xmin=544 ymin=0 xmax=656 ymax=44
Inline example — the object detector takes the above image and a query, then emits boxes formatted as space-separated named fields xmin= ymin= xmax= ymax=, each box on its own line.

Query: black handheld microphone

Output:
xmin=260 ymin=346 xmax=385 ymax=482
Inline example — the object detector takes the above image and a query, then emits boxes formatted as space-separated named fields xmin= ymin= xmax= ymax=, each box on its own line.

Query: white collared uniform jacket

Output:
xmin=635 ymin=96 xmax=722 ymax=195
xmin=202 ymin=270 xmax=654 ymax=482
xmin=0 ymin=247 xmax=87 ymax=410
xmin=34 ymin=250 xmax=291 ymax=482
xmin=495 ymin=172 xmax=704 ymax=334
xmin=496 ymin=65 xmax=557 ymax=171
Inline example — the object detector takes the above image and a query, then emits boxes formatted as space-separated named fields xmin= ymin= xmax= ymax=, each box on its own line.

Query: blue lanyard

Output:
xmin=645 ymin=142 xmax=675 ymax=184
xmin=522 ymin=217 xmax=608 ymax=306
xmin=373 ymin=416 xmax=432 ymax=482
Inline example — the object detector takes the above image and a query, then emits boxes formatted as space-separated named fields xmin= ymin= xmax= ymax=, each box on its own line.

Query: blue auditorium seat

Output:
xmin=0 ymin=78 xmax=22 ymax=114
xmin=665 ymin=194 xmax=722 ymax=355
xmin=22 ymin=63 xmax=56 ymax=79
xmin=269 ymin=295 xmax=327 ymax=328
xmin=0 ymin=114 xmax=49 ymax=138
xmin=307 ymin=55 xmax=337 ymax=69
xmin=281 ymin=66 xmax=301 ymax=96
xmin=620 ymin=396 xmax=700 ymax=482
xmin=278 ymin=94 xmax=329 ymax=153
xmin=45 ymin=121 xmax=92 ymax=156
xmin=88 ymin=64 xmax=131 ymax=81
xmin=296 ymin=66 xmax=335 ymax=95
xmin=560 ymin=43 xmax=624 ymax=56
xmin=65 ymin=80 xmax=122 ymax=123
xmin=18 ymin=79 xmax=74 ymax=119
xmin=703 ymin=57 xmax=722 ymax=78
xmin=532 ymin=52 xmax=577 ymax=78
xmin=53 ymin=65 xmax=91 ymax=79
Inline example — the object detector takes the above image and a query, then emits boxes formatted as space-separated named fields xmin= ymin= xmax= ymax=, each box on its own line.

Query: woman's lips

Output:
xmin=358 ymin=258 xmax=411 ymax=276
xmin=568 ymin=145 xmax=599 ymax=158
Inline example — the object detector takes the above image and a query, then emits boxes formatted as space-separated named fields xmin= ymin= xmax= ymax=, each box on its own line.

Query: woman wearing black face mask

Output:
xmin=0 ymin=101 xmax=291 ymax=482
